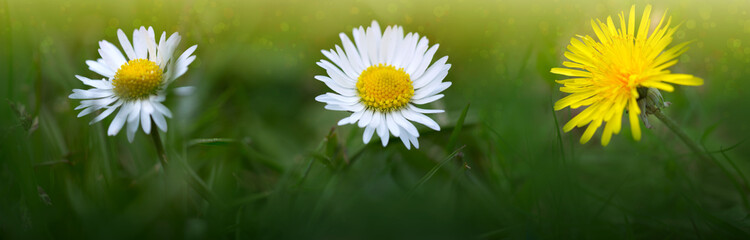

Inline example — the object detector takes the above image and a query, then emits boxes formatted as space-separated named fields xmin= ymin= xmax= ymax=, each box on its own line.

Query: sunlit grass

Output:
xmin=1 ymin=0 xmax=749 ymax=239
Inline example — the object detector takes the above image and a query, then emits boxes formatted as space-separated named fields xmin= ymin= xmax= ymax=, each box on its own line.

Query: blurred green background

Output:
xmin=1 ymin=0 xmax=749 ymax=238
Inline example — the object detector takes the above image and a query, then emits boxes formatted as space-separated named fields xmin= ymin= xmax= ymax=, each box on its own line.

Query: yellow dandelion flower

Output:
xmin=552 ymin=5 xmax=704 ymax=146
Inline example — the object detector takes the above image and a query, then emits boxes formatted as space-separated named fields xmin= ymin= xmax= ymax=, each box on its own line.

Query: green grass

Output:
xmin=1 ymin=0 xmax=750 ymax=239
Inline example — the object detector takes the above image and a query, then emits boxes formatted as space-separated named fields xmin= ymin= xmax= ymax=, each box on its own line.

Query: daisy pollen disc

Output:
xmin=112 ymin=59 xmax=163 ymax=100
xmin=357 ymin=64 xmax=414 ymax=112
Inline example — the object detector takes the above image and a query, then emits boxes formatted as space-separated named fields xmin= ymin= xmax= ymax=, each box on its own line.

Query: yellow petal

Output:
xmin=628 ymin=97 xmax=641 ymax=141
xmin=554 ymin=90 xmax=596 ymax=110
xmin=628 ymin=5 xmax=636 ymax=36
xmin=563 ymin=106 xmax=595 ymax=132
xmin=636 ymin=5 xmax=652 ymax=41
xmin=640 ymin=81 xmax=675 ymax=92
xmin=601 ymin=120 xmax=615 ymax=146
xmin=580 ymin=120 xmax=602 ymax=144
xmin=661 ymin=74 xmax=704 ymax=86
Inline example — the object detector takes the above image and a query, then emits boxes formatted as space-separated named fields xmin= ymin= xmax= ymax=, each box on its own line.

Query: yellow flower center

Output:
xmin=356 ymin=64 xmax=414 ymax=112
xmin=112 ymin=59 xmax=163 ymax=100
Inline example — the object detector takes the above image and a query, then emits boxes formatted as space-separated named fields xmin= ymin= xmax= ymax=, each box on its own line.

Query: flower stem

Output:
xmin=150 ymin=120 xmax=168 ymax=168
xmin=652 ymin=109 xmax=709 ymax=161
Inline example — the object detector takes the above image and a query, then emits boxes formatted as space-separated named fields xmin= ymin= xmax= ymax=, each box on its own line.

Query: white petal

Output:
xmin=69 ymin=89 xmax=114 ymax=99
xmin=339 ymin=33 xmax=365 ymax=73
xmin=318 ymin=60 xmax=356 ymax=87
xmin=173 ymin=86 xmax=195 ymax=96
xmin=126 ymin=110 xmax=140 ymax=142
xmin=324 ymin=103 xmax=365 ymax=112
xmin=90 ymin=100 xmax=123 ymax=124
xmin=77 ymin=106 xmax=100 ymax=118
xmin=384 ymin=26 xmax=403 ymax=65
xmin=98 ymin=40 xmax=127 ymax=71
xmin=411 ymin=94 xmax=444 ymax=105
xmin=170 ymin=45 xmax=197 ymax=82
xmin=385 ymin=112 xmax=400 ymax=137
xmin=333 ymin=46 xmax=361 ymax=79
xmin=86 ymin=59 xmax=115 ymax=78
xmin=366 ymin=21 xmax=382 ymax=65
xmin=392 ymin=32 xmax=415 ymax=68
xmin=405 ymin=37 xmax=429 ymax=75
xmin=156 ymin=32 xmax=167 ymax=66
xmin=146 ymin=27 xmax=157 ymax=61
xmin=409 ymin=133 xmax=420 ymax=149
xmin=77 ymin=96 xmax=117 ymax=111
xmin=413 ymin=57 xmax=449 ymax=89
xmin=393 ymin=111 xmax=419 ymax=137
xmin=352 ymin=26 xmax=371 ymax=67
xmin=379 ymin=26 xmax=394 ymax=64
xmin=321 ymin=49 xmax=355 ymax=80
xmin=363 ymin=125 xmax=376 ymax=144
xmin=151 ymin=110 xmax=168 ymax=132
xmin=369 ymin=111 xmax=382 ymax=129
xmin=127 ymin=101 xmax=141 ymax=122
xmin=315 ymin=93 xmax=360 ymax=105
xmin=336 ymin=108 xmax=365 ymax=126
xmin=140 ymin=100 xmax=153 ymax=134
xmin=408 ymin=104 xmax=445 ymax=114
xmin=315 ymin=75 xmax=356 ymax=97
xmin=160 ymin=32 xmax=181 ymax=69
xmin=415 ymin=82 xmax=451 ymax=100
xmin=107 ymin=102 xmax=132 ymax=136
xmin=348 ymin=108 xmax=366 ymax=124
xmin=150 ymin=101 xmax=172 ymax=118
xmin=133 ymin=28 xmax=147 ymax=59
xmin=357 ymin=110 xmax=374 ymax=128
xmin=411 ymin=44 xmax=439 ymax=80
xmin=75 ymin=75 xmax=112 ymax=89
xmin=399 ymin=133 xmax=411 ymax=150
xmin=117 ymin=29 xmax=136 ymax=60
xmin=401 ymin=109 xmax=440 ymax=131
xmin=377 ymin=114 xmax=389 ymax=146
xmin=337 ymin=117 xmax=351 ymax=126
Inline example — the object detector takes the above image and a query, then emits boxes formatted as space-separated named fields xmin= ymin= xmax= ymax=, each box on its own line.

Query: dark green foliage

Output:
xmin=1 ymin=0 xmax=749 ymax=239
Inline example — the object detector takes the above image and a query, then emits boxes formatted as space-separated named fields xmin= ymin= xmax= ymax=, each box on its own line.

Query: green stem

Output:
xmin=150 ymin=120 xmax=168 ymax=168
xmin=652 ymin=109 xmax=709 ymax=161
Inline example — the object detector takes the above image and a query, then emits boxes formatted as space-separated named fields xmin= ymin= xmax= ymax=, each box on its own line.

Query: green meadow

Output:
xmin=1 ymin=0 xmax=749 ymax=238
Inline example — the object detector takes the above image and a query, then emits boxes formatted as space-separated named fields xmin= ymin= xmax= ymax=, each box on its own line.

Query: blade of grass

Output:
xmin=720 ymin=147 xmax=750 ymax=204
xmin=706 ymin=139 xmax=746 ymax=154
xmin=235 ymin=206 xmax=243 ymax=240
xmin=411 ymin=145 xmax=466 ymax=194
xmin=698 ymin=128 xmax=750 ymax=210
xmin=238 ymin=138 xmax=284 ymax=173
xmin=188 ymin=138 xmax=236 ymax=147
xmin=5 ymin=0 xmax=12 ymax=100
xmin=552 ymin=108 xmax=566 ymax=164
xmin=680 ymin=192 xmax=750 ymax=238
xmin=297 ymin=129 xmax=330 ymax=185
xmin=446 ymin=103 xmax=470 ymax=151
xmin=33 ymin=159 xmax=70 ymax=168
xmin=229 ymin=191 xmax=273 ymax=208
xmin=175 ymin=154 xmax=223 ymax=207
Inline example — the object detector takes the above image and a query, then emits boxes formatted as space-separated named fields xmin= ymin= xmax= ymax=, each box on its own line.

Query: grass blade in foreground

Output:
xmin=447 ymin=103 xmax=470 ymax=151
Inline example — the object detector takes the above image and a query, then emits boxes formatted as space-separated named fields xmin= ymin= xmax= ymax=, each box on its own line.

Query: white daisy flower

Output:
xmin=69 ymin=26 xmax=197 ymax=142
xmin=315 ymin=21 xmax=452 ymax=149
